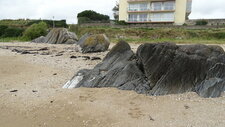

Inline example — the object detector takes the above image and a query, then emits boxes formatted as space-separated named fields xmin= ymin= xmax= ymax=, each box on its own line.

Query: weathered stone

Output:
xmin=63 ymin=41 xmax=150 ymax=94
xmin=76 ymin=33 xmax=110 ymax=53
xmin=64 ymin=41 xmax=225 ymax=98
xmin=137 ymin=42 xmax=225 ymax=97
xmin=32 ymin=36 xmax=46 ymax=43
xmin=32 ymin=28 xmax=78 ymax=44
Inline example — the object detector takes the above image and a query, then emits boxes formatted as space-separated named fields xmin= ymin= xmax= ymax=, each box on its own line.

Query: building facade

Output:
xmin=119 ymin=0 xmax=192 ymax=25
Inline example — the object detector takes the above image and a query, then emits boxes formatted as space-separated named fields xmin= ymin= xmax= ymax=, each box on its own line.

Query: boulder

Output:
xmin=64 ymin=41 xmax=225 ymax=98
xmin=76 ymin=33 xmax=110 ymax=53
xmin=63 ymin=41 xmax=150 ymax=94
xmin=32 ymin=28 xmax=78 ymax=44
xmin=136 ymin=43 xmax=225 ymax=97
xmin=32 ymin=36 xmax=46 ymax=43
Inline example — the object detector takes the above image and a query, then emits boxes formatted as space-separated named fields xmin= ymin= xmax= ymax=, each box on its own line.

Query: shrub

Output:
xmin=77 ymin=10 xmax=110 ymax=24
xmin=26 ymin=20 xmax=68 ymax=28
xmin=23 ymin=22 xmax=48 ymax=40
xmin=196 ymin=20 xmax=208 ymax=25
xmin=2 ymin=27 xmax=24 ymax=37
xmin=115 ymin=20 xmax=128 ymax=25
xmin=211 ymin=32 xmax=225 ymax=39
xmin=78 ymin=17 xmax=92 ymax=24
xmin=0 ymin=25 xmax=8 ymax=36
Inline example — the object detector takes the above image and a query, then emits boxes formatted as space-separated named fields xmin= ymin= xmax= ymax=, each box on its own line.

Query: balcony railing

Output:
xmin=128 ymin=0 xmax=148 ymax=2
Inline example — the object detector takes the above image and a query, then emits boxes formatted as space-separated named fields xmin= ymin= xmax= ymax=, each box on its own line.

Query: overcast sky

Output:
xmin=0 ymin=0 xmax=225 ymax=24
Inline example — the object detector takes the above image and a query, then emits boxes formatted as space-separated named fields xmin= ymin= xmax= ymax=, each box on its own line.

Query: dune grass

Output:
xmin=0 ymin=37 xmax=28 ymax=42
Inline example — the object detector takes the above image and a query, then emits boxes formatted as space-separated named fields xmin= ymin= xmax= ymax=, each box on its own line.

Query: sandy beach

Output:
xmin=0 ymin=42 xmax=225 ymax=127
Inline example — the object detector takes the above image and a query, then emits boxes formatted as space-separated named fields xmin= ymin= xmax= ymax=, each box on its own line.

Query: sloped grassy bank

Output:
xmin=70 ymin=26 xmax=225 ymax=44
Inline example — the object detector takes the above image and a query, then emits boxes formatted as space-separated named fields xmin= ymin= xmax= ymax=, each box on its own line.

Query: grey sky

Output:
xmin=0 ymin=0 xmax=225 ymax=24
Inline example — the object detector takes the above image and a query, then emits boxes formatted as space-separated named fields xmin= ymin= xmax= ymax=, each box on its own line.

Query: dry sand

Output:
xmin=0 ymin=42 xmax=225 ymax=127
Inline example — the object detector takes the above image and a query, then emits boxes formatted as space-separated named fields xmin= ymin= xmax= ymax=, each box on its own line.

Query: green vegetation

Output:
xmin=0 ymin=19 xmax=67 ymax=28
xmin=69 ymin=25 xmax=225 ymax=44
xmin=196 ymin=20 xmax=208 ymax=26
xmin=0 ymin=37 xmax=27 ymax=42
xmin=23 ymin=22 xmax=48 ymax=40
xmin=77 ymin=10 xmax=110 ymax=24
xmin=0 ymin=25 xmax=25 ymax=38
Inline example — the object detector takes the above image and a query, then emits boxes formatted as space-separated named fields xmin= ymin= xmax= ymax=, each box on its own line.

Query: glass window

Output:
xmin=129 ymin=14 xmax=138 ymax=22
xmin=161 ymin=13 xmax=174 ymax=21
xmin=150 ymin=12 xmax=174 ymax=22
xmin=139 ymin=14 xmax=148 ymax=22
xmin=129 ymin=4 xmax=139 ymax=11
xmin=151 ymin=13 xmax=161 ymax=21
xmin=152 ymin=2 xmax=162 ymax=11
xmin=186 ymin=0 xmax=192 ymax=12
xmin=164 ymin=1 xmax=175 ymax=10
xmin=139 ymin=3 xmax=148 ymax=11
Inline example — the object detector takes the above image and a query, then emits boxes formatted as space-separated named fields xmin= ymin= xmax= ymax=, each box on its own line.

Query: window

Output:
xmin=139 ymin=3 xmax=148 ymax=11
xmin=151 ymin=13 xmax=161 ymax=21
xmin=129 ymin=4 xmax=139 ymax=11
xmin=152 ymin=2 xmax=162 ymax=11
xmin=139 ymin=14 xmax=148 ymax=22
xmin=150 ymin=12 xmax=174 ymax=22
xmin=161 ymin=13 xmax=174 ymax=21
xmin=129 ymin=14 xmax=138 ymax=22
xmin=129 ymin=3 xmax=148 ymax=11
xmin=186 ymin=0 xmax=192 ymax=12
xmin=164 ymin=1 xmax=175 ymax=11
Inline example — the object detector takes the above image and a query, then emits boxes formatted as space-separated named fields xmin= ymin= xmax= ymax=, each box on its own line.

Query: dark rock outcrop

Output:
xmin=32 ymin=28 xmax=78 ymax=44
xmin=63 ymin=41 xmax=150 ymax=93
xmin=64 ymin=41 xmax=225 ymax=98
xmin=136 ymin=43 xmax=225 ymax=97
xmin=75 ymin=33 xmax=110 ymax=53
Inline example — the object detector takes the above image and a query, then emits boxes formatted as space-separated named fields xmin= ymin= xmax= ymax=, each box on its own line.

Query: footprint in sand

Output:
xmin=79 ymin=92 xmax=96 ymax=102
xmin=128 ymin=102 xmax=145 ymax=119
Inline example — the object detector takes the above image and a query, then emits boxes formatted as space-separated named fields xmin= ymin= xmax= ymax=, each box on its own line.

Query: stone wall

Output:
xmin=186 ymin=19 xmax=225 ymax=26
xmin=80 ymin=22 xmax=225 ymax=29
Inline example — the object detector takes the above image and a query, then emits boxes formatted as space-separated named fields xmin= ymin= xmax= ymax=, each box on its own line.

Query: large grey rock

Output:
xmin=64 ymin=41 xmax=225 ymax=98
xmin=136 ymin=43 xmax=225 ymax=97
xmin=63 ymin=41 xmax=150 ymax=94
xmin=32 ymin=28 xmax=78 ymax=44
xmin=32 ymin=36 xmax=46 ymax=43
xmin=196 ymin=63 xmax=225 ymax=97
xmin=76 ymin=33 xmax=110 ymax=53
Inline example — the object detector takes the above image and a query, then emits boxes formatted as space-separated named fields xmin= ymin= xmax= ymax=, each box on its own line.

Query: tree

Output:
xmin=23 ymin=22 xmax=48 ymax=40
xmin=112 ymin=1 xmax=119 ymax=20
xmin=77 ymin=10 xmax=110 ymax=24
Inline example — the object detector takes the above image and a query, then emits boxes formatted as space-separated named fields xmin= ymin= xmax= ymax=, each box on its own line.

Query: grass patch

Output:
xmin=0 ymin=37 xmax=28 ymax=42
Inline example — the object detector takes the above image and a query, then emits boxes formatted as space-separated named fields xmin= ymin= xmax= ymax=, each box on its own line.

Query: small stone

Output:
xmin=32 ymin=90 xmax=38 ymax=93
xmin=91 ymin=57 xmax=101 ymax=60
xmin=10 ymin=90 xmax=18 ymax=93
xmin=70 ymin=56 xmax=77 ymax=59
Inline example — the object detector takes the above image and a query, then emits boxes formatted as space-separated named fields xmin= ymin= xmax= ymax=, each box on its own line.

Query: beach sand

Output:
xmin=0 ymin=42 xmax=225 ymax=127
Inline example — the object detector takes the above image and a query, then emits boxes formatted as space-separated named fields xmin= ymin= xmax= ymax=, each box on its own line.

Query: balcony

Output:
xmin=128 ymin=0 xmax=148 ymax=2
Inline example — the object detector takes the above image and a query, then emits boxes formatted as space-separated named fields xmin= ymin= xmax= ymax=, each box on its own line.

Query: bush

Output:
xmin=26 ymin=20 xmax=68 ymax=28
xmin=211 ymin=32 xmax=225 ymax=39
xmin=115 ymin=20 xmax=128 ymax=25
xmin=77 ymin=10 xmax=110 ymax=24
xmin=0 ymin=25 xmax=8 ymax=36
xmin=2 ymin=27 xmax=24 ymax=37
xmin=78 ymin=17 xmax=92 ymax=24
xmin=23 ymin=22 xmax=48 ymax=40
xmin=196 ymin=20 xmax=208 ymax=25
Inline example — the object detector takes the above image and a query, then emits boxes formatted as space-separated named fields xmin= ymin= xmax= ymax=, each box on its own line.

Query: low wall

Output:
xmin=186 ymin=19 xmax=225 ymax=26
xmin=80 ymin=22 xmax=225 ymax=29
